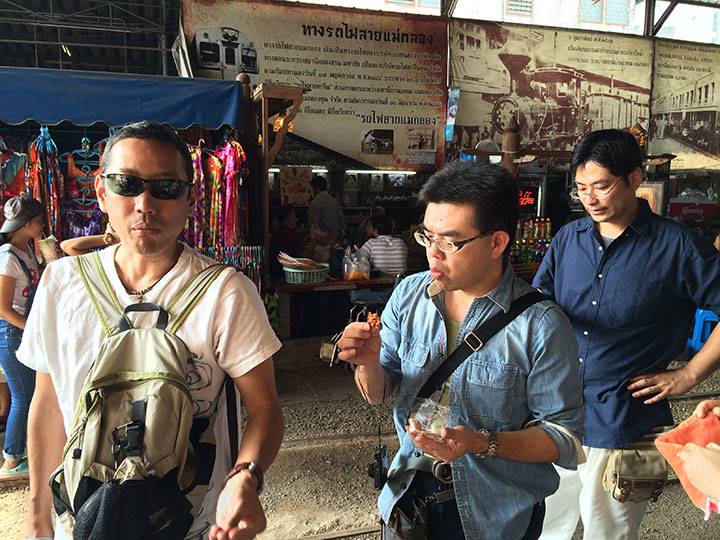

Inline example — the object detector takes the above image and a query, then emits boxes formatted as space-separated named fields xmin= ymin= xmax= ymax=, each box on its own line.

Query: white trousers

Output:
xmin=540 ymin=447 xmax=649 ymax=540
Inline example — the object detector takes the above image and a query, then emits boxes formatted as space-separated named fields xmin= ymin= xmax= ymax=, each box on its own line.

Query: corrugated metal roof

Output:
xmin=0 ymin=0 xmax=180 ymax=75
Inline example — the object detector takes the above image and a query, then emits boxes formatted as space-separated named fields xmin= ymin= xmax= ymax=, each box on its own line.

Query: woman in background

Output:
xmin=0 ymin=196 xmax=44 ymax=480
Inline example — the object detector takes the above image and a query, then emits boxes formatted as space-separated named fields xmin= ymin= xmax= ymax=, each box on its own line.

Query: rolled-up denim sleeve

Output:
xmin=526 ymin=302 xmax=584 ymax=469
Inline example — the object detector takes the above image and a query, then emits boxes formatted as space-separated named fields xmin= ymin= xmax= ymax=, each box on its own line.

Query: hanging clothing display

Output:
xmin=215 ymin=139 xmax=248 ymax=248
xmin=184 ymin=144 xmax=207 ymax=251
xmin=189 ymin=137 xmax=249 ymax=255
xmin=60 ymin=139 xmax=102 ymax=240
xmin=0 ymin=152 xmax=28 ymax=203
xmin=6 ymin=126 xmax=260 ymax=289
xmin=183 ymin=136 xmax=257 ymax=289
xmin=27 ymin=127 xmax=63 ymax=239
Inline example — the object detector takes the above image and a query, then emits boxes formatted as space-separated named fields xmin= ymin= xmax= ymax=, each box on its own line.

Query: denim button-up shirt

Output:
xmin=378 ymin=266 xmax=583 ymax=540
xmin=533 ymin=199 xmax=720 ymax=448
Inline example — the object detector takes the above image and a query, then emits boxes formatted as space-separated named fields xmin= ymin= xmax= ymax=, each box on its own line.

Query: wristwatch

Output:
xmin=224 ymin=461 xmax=264 ymax=494
xmin=476 ymin=429 xmax=498 ymax=459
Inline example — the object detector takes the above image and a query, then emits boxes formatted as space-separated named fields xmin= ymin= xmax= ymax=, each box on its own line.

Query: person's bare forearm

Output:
xmin=0 ymin=307 xmax=25 ymax=329
xmin=59 ymin=235 xmax=109 ymax=256
xmin=685 ymin=323 xmax=720 ymax=385
xmin=354 ymin=364 xmax=393 ymax=405
xmin=235 ymin=405 xmax=284 ymax=472
xmin=26 ymin=376 xmax=66 ymax=536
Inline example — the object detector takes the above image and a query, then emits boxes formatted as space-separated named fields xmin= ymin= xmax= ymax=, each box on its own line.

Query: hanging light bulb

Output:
xmin=273 ymin=111 xmax=294 ymax=133
xmin=273 ymin=112 xmax=285 ymax=132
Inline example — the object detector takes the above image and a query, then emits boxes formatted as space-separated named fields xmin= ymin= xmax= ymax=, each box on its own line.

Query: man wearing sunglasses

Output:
xmin=337 ymin=161 xmax=583 ymax=540
xmin=534 ymin=129 xmax=720 ymax=540
xmin=19 ymin=121 xmax=283 ymax=540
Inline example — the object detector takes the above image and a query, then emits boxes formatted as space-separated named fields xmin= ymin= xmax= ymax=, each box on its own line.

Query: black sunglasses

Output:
xmin=103 ymin=174 xmax=192 ymax=200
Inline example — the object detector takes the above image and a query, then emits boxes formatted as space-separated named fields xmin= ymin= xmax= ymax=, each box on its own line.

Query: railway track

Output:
xmin=301 ymin=525 xmax=381 ymax=540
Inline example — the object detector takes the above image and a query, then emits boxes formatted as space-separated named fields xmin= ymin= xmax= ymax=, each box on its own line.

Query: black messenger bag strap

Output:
xmin=416 ymin=290 xmax=547 ymax=400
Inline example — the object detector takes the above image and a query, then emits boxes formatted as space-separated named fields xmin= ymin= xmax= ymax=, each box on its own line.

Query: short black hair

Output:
xmin=311 ymin=175 xmax=327 ymax=191
xmin=102 ymin=121 xmax=194 ymax=182
xmin=419 ymin=161 xmax=518 ymax=254
xmin=570 ymin=129 xmax=643 ymax=183
xmin=369 ymin=215 xmax=392 ymax=235
xmin=276 ymin=207 xmax=295 ymax=224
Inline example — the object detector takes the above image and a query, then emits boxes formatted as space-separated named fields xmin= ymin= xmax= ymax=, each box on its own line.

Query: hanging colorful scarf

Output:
xmin=215 ymin=139 xmax=249 ymax=248
xmin=27 ymin=127 xmax=64 ymax=239
xmin=184 ymin=144 xmax=206 ymax=251
xmin=215 ymin=140 xmax=239 ymax=247
xmin=204 ymin=152 xmax=224 ymax=252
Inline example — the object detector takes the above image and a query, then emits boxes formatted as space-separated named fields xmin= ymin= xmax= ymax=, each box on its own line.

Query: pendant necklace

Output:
xmin=125 ymin=276 xmax=164 ymax=302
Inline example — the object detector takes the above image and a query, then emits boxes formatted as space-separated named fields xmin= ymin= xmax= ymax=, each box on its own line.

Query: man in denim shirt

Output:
xmin=338 ymin=162 xmax=584 ymax=540
xmin=534 ymin=129 xmax=720 ymax=539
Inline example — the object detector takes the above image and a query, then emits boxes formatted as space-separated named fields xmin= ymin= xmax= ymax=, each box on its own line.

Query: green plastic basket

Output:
xmin=283 ymin=264 xmax=329 ymax=284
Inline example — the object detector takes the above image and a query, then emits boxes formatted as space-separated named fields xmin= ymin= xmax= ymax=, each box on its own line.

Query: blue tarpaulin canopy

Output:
xmin=0 ymin=67 xmax=243 ymax=129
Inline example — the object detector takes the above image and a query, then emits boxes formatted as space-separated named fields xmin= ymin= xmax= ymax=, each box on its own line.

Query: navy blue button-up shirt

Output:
xmin=533 ymin=199 xmax=720 ymax=448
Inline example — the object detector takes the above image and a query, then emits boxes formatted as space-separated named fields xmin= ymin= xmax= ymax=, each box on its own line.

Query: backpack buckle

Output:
xmin=111 ymin=421 xmax=145 ymax=465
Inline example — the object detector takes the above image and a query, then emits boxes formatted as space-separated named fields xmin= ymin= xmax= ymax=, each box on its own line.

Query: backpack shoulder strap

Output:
xmin=75 ymin=251 xmax=126 ymax=337
xmin=6 ymin=247 xmax=33 ymax=284
xmin=166 ymin=264 xmax=229 ymax=334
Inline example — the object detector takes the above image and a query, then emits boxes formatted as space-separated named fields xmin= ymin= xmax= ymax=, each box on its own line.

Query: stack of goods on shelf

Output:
xmin=510 ymin=217 xmax=552 ymax=265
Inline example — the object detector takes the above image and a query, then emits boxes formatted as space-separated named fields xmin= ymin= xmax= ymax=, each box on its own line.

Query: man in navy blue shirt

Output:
xmin=533 ymin=129 xmax=720 ymax=539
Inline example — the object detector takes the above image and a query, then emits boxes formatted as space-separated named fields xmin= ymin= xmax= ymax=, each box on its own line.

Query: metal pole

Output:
xmin=160 ymin=34 xmax=167 ymax=75
xmin=57 ymin=26 xmax=62 ymax=69
xmin=33 ymin=26 xmax=38 ymax=67
xmin=1 ymin=37 xmax=173 ymax=52
xmin=644 ymin=0 xmax=656 ymax=37
xmin=653 ymin=0 xmax=680 ymax=36
xmin=160 ymin=0 xmax=167 ymax=75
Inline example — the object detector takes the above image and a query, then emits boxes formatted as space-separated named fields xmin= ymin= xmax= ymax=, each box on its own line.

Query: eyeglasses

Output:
xmin=414 ymin=230 xmax=492 ymax=254
xmin=570 ymin=179 xmax=621 ymax=201
xmin=103 ymin=174 xmax=192 ymax=200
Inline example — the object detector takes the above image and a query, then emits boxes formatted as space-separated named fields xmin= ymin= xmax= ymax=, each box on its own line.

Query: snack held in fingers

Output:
xmin=367 ymin=312 xmax=381 ymax=330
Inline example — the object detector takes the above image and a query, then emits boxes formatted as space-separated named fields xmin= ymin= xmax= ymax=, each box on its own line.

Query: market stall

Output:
xmin=0 ymin=66 xmax=269 ymax=286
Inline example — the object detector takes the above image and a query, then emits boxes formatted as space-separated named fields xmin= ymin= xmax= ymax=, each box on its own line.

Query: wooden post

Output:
xmin=250 ymin=83 xmax=306 ymax=287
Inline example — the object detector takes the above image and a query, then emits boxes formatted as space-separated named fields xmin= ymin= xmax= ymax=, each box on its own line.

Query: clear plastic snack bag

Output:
xmin=408 ymin=396 xmax=450 ymax=442
xmin=343 ymin=245 xmax=370 ymax=280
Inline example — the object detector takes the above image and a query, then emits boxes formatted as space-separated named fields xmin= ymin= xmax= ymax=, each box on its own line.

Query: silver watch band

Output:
xmin=476 ymin=428 xmax=498 ymax=458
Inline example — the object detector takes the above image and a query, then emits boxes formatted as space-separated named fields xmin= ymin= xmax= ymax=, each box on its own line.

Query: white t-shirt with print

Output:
xmin=17 ymin=243 xmax=282 ymax=539
xmin=0 ymin=243 xmax=40 ymax=316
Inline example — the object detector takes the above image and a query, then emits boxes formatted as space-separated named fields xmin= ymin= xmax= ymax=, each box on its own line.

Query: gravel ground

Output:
xmin=3 ymin=343 xmax=720 ymax=539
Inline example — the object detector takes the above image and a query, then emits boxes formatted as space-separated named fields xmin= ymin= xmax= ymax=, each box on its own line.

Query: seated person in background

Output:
xmin=270 ymin=207 xmax=315 ymax=279
xmin=359 ymin=215 xmax=407 ymax=276
xmin=354 ymin=206 xmax=385 ymax=248
xmin=350 ymin=216 xmax=407 ymax=306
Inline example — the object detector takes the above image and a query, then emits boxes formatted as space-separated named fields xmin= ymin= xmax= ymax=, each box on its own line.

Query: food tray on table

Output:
xmin=283 ymin=263 xmax=329 ymax=284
